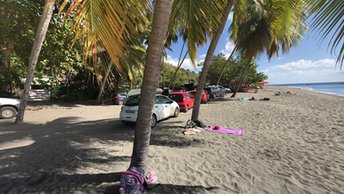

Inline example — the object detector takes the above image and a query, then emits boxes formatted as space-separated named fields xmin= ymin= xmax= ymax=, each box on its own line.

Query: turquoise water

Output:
xmin=272 ymin=82 xmax=344 ymax=97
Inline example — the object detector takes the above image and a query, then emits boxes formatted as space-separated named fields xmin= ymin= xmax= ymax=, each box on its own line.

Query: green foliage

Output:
xmin=168 ymin=0 xmax=227 ymax=63
xmin=231 ymin=0 xmax=307 ymax=60
xmin=160 ymin=63 xmax=198 ymax=88
xmin=308 ymin=0 xmax=344 ymax=66
xmin=206 ymin=54 xmax=267 ymax=87
xmin=0 ymin=0 xmax=42 ymax=93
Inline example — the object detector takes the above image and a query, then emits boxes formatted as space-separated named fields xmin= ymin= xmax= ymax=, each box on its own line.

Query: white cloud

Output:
xmin=265 ymin=58 xmax=335 ymax=72
xmin=199 ymin=53 xmax=206 ymax=63
xmin=220 ymin=38 xmax=236 ymax=58
xmin=262 ymin=58 xmax=343 ymax=84
xmin=165 ymin=55 xmax=200 ymax=72
xmin=227 ymin=12 xmax=233 ymax=22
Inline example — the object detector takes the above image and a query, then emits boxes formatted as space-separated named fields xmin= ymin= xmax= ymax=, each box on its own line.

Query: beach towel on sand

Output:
xmin=207 ymin=126 xmax=245 ymax=136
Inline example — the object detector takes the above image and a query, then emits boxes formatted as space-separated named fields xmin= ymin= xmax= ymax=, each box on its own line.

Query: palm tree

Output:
xmin=229 ymin=0 xmax=306 ymax=98
xmin=130 ymin=0 xmax=174 ymax=168
xmin=191 ymin=0 xmax=233 ymax=122
xmin=216 ymin=44 xmax=237 ymax=85
xmin=192 ymin=0 xmax=307 ymax=121
xmin=307 ymin=0 xmax=344 ymax=67
xmin=167 ymin=41 xmax=188 ymax=89
xmin=61 ymin=0 xmax=173 ymax=169
xmin=166 ymin=0 xmax=227 ymax=89
xmin=15 ymin=0 xmax=55 ymax=124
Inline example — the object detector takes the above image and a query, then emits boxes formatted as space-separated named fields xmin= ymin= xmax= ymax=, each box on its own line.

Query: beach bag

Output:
xmin=185 ymin=120 xmax=197 ymax=128
xmin=119 ymin=166 xmax=146 ymax=194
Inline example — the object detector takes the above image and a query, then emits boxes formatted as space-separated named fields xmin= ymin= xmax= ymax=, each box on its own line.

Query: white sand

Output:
xmin=0 ymin=87 xmax=343 ymax=193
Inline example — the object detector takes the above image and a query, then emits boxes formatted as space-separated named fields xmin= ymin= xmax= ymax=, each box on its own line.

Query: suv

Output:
xmin=204 ymin=85 xmax=226 ymax=99
xmin=0 ymin=98 xmax=20 ymax=119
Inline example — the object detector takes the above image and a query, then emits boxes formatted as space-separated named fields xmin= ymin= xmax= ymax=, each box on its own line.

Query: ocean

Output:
xmin=271 ymin=82 xmax=344 ymax=97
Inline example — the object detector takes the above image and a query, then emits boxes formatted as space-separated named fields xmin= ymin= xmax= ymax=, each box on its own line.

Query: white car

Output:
xmin=120 ymin=94 xmax=180 ymax=128
xmin=0 ymin=98 xmax=21 ymax=119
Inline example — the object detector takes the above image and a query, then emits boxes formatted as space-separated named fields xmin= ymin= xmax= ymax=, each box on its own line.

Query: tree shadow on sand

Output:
xmin=0 ymin=117 xmax=205 ymax=193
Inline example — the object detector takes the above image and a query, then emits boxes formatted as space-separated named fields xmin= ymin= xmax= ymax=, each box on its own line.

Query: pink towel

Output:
xmin=207 ymin=126 xmax=245 ymax=136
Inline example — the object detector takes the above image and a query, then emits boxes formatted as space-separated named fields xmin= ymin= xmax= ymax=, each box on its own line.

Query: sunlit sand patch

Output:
xmin=0 ymin=131 xmax=16 ymax=135
xmin=0 ymin=138 xmax=35 ymax=151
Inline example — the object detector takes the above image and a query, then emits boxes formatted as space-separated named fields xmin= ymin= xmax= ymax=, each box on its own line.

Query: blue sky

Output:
xmin=165 ymin=15 xmax=344 ymax=84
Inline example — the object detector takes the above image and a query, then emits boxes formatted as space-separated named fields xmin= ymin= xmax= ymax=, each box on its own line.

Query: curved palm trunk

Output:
xmin=216 ymin=44 xmax=237 ymax=85
xmin=168 ymin=51 xmax=188 ymax=89
xmin=168 ymin=41 xmax=188 ymax=88
xmin=191 ymin=0 xmax=233 ymax=121
xmin=231 ymin=63 xmax=250 ymax=98
xmin=130 ymin=0 xmax=174 ymax=169
xmin=15 ymin=0 xmax=54 ymax=124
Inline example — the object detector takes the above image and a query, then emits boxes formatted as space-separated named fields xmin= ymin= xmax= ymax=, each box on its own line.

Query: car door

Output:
xmin=186 ymin=93 xmax=194 ymax=108
xmin=155 ymin=96 xmax=172 ymax=119
xmin=154 ymin=97 xmax=164 ymax=121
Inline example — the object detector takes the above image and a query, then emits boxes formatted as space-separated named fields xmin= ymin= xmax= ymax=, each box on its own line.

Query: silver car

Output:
xmin=0 ymin=98 xmax=20 ymax=119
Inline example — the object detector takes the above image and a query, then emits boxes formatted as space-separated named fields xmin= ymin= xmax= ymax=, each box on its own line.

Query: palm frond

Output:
xmin=231 ymin=0 xmax=307 ymax=60
xmin=168 ymin=0 xmax=227 ymax=64
xmin=308 ymin=0 xmax=344 ymax=67
xmin=59 ymin=0 xmax=150 ymax=72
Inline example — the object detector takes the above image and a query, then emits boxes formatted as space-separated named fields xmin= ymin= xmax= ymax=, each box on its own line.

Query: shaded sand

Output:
xmin=0 ymin=87 xmax=343 ymax=193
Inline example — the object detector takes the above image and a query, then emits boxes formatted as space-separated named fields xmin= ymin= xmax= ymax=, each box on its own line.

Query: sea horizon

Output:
xmin=269 ymin=81 xmax=344 ymax=97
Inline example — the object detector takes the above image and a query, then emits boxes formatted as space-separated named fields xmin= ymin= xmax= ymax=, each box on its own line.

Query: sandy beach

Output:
xmin=0 ymin=87 xmax=343 ymax=193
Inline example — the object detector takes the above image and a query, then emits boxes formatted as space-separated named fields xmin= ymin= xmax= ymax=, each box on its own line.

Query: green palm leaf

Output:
xmin=168 ymin=0 xmax=227 ymax=64
xmin=231 ymin=0 xmax=307 ymax=60
xmin=308 ymin=0 xmax=344 ymax=67
xmin=59 ymin=0 xmax=150 ymax=71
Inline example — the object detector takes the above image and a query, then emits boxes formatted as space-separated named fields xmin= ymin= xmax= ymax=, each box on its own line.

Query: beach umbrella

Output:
xmin=259 ymin=80 xmax=269 ymax=85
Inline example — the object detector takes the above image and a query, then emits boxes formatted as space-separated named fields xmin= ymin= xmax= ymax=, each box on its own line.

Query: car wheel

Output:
xmin=118 ymin=100 xmax=124 ymax=105
xmin=184 ymin=105 xmax=189 ymax=112
xmin=173 ymin=108 xmax=179 ymax=117
xmin=151 ymin=114 xmax=157 ymax=128
xmin=0 ymin=106 xmax=17 ymax=119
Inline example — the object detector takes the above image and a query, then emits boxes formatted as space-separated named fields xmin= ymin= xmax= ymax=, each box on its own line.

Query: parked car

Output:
xmin=28 ymin=85 xmax=51 ymax=101
xmin=113 ymin=93 xmax=127 ymax=105
xmin=168 ymin=92 xmax=194 ymax=112
xmin=0 ymin=98 xmax=20 ymax=119
xmin=216 ymin=85 xmax=232 ymax=93
xmin=190 ymin=90 xmax=209 ymax=103
xmin=204 ymin=85 xmax=226 ymax=99
xmin=215 ymin=85 xmax=232 ymax=93
xmin=127 ymin=88 xmax=163 ymax=96
xmin=120 ymin=94 xmax=179 ymax=128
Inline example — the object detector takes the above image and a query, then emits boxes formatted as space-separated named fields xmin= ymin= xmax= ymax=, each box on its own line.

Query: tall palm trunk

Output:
xmin=231 ymin=62 xmax=250 ymax=98
xmin=216 ymin=44 xmax=237 ymax=85
xmin=15 ymin=0 xmax=54 ymax=124
xmin=168 ymin=41 xmax=188 ymax=89
xmin=191 ymin=0 xmax=233 ymax=121
xmin=97 ymin=62 xmax=113 ymax=103
xmin=130 ymin=0 xmax=174 ymax=169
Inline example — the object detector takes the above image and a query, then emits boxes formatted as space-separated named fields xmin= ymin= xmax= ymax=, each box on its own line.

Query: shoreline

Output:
xmin=267 ymin=82 xmax=344 ymax=97
xmin=264 ymin=85 xmax=344 ymax=98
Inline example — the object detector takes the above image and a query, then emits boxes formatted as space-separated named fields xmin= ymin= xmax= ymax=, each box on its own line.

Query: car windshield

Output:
xmin=169 ymin=94 xmax=183 ymax=102
xmin=125 ymin=95 xmax=140 ymax=106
